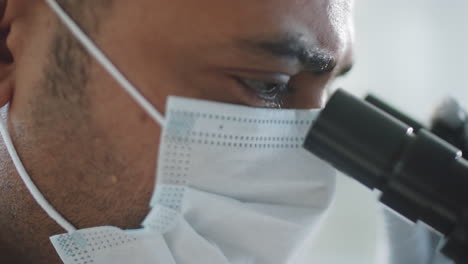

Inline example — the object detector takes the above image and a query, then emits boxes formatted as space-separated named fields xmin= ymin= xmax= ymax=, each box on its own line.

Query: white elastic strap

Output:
xmin=0 ymin=116 xmax=76 ymax=233
xmin=44 ymin=0 xmax=166 ymax=127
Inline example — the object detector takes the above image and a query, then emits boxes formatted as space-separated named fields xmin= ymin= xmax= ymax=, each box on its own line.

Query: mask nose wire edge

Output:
xmin=0 ymin=116 xmax=77 ymax=233
xmin=44 ymin=0 xmax=166 ymax=127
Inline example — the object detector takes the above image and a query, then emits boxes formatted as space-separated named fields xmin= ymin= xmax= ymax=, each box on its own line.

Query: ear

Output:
xmin=0 ymin=0 xmax=13 ymax=108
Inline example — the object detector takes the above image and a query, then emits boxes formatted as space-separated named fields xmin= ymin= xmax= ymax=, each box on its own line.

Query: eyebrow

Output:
xmin=240 ymin=35 xmax=337 ymax=73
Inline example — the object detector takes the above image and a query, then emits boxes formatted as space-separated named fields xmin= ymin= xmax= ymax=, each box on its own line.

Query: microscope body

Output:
xmin=304 ymin=89 xmax=468 ymax=263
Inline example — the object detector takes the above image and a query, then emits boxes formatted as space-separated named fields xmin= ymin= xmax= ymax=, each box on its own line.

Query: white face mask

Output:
xmin=0 ymin=1 xmax=337 ymax=263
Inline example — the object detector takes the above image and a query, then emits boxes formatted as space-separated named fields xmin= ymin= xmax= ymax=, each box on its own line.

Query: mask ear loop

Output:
xmin=44 ymin=0 xmax=166 ymax=127
xmin=0 ymin=115 xmax=77 ymax=233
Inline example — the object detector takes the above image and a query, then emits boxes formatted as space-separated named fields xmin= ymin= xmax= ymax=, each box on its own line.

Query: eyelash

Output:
xmin=237 ymin=78 xmax=291 ymax=106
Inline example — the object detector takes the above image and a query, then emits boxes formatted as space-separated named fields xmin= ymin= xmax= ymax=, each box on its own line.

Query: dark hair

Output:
xmin=43 ymin=0 xmax=114 ymax=102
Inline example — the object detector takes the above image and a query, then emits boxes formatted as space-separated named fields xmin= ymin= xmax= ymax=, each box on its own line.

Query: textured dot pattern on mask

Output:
xmin=161 ymin=109 xmax=312 ymax=149
xmin=142 ymin=205 xmax=180 ymax=233
xmin=188 ymin=130 xmax=305 ymax=148
xmin=53 ymin=227 xmax=138 ymax=264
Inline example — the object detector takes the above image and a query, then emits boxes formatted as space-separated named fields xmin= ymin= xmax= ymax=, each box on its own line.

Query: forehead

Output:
xmin=251 ymin=0 xmax=353 ymax=36
xmin=102 ymin=0 xmax=354 ymax=72
xmin=170 ymin=0 xmax=353 ymax=56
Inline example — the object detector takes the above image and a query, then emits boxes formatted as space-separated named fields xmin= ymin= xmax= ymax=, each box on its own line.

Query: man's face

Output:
xmin=0 ymin=0 xmax=353 ymax=263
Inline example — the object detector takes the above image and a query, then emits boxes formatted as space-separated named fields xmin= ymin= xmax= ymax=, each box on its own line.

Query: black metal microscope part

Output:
xmin=303 ymin=89 xmax=468 ymax=263
xmin=365 ymin=93 xmax=468 ymax=157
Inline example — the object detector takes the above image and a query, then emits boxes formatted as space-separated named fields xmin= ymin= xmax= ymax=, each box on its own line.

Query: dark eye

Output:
xmin=238 ymin=78 xmax=291 ymax=104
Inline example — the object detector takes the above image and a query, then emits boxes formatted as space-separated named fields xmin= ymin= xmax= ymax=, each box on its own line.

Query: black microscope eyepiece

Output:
xmin=303 ymin=89 xmax=468 ymax=263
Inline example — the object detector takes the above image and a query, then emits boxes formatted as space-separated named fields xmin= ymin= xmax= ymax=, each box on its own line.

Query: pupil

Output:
xmin=262 ymin=83 xmax=278 ymax=94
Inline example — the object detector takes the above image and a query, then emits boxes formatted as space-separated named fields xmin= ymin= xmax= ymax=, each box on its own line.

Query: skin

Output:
xmin=0 ymin=0 xmax=354 ymax=263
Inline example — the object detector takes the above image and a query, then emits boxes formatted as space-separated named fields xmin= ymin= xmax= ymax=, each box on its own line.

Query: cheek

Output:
xmin=86 ymin=62 xmax=162 ymax=142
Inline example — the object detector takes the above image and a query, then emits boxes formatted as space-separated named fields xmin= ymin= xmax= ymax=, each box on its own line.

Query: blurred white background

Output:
xmin=298 ymin=0 xmax=468 ymax=263
xmin=337 ymin=0 xmax=468 ymax=122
